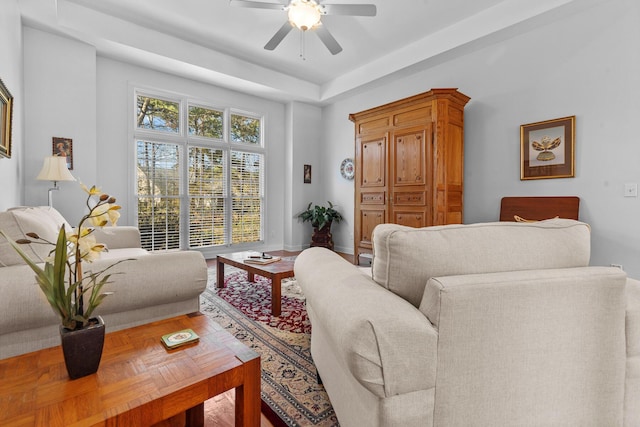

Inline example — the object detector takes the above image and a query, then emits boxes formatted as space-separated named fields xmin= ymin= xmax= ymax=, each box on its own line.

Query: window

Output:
xmin=231 ymin=113 xmax=260 ymax=144
xmin=188 ymin=146 xmax=225 ymax=247
xmin=136 ymin=141 xmax=181 ymax=250
xmin=189 ymin=105 xmax=223 ymax=138
xmin=231 ymin=151 xmax=263 ymax=243
xmin=137 ymin=96 xmax=179 ymax=133
xmin=134 ymin=91 xmax=264 ymax=251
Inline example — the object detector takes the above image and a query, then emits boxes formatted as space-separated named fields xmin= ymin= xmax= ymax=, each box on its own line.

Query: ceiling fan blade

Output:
xmin=264 ymin=21 xmax=294 ymax=50
xmin=315 ymin=25 xmax=342 ymax=55
xmin=320 ymin=4 xmax=377 ymax=16
xmin=229 ymin=0 xmax=286 ymax=11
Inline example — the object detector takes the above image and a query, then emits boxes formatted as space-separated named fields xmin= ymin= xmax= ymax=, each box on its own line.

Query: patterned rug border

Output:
xmin=201 ymin=274 xmax=339 ymax=427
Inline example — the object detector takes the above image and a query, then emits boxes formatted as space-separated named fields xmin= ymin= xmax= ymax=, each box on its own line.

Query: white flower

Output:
xmin=88 ymin=203 xmax=121 ymax=227
xmin=69 ymin=228 xmax=106 ymax=263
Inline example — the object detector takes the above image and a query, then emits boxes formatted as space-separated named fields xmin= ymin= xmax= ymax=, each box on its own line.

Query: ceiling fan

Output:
xmin=230 ymin=0 xmax=377 ymax=56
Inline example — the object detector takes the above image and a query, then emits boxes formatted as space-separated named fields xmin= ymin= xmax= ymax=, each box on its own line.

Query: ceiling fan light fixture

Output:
xmin=287 ymin=0 xmax=322 ymax=31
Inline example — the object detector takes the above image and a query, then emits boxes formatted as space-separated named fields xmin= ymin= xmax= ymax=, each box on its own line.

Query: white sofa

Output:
xmin=0 ymin=206 xmax=208 ymax=359
xmin=295 ymin=219 xmax=640 ymax=427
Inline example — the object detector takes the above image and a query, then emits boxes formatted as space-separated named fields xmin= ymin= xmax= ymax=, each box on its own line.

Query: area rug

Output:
xmin=215 ymin=269 xmax=311 ymax=334
xmin=200 ymin=267 xmax=339 ymax=427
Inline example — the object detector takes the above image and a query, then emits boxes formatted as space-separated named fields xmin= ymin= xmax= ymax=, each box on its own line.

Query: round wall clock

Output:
xmin=340 ymin=158 xmax=355 ymax=180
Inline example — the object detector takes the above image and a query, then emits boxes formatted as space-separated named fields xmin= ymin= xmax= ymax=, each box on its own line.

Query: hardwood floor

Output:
xmin=203 ymin=390 xmax=274 ymax=427
xmin=201 ymin=248 xmax=353 ymax=427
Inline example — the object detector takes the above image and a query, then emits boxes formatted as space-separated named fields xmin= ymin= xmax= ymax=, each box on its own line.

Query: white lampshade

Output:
xmin=288 ymin=0 xmax=322 ymax=31
xmin=36 ymin=156 xmax=76 ymax=182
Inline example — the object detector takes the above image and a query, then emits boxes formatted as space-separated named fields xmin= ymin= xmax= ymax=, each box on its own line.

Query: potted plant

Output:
xmin=0 ymin=184 xmax=131 ymax=379
xmin=298 ymin=201 xmax=343 ymax=250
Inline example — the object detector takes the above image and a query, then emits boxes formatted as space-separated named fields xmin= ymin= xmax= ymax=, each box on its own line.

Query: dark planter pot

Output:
xmin=310 ymin=222 xmax=334 ymax=251
xmin=59 ymin=316 xmax=105 ymax=380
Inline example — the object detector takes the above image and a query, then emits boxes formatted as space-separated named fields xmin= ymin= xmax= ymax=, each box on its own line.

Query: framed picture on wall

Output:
xmin=304 ymin=164 xmax=311 ymax=183
xmin=0 ymin=78 xmax=14 ymax=159
xmin=521 ymin=116 xmax=575 ymax=180
xmin=52 ymin=137 xmax=73 ymax=170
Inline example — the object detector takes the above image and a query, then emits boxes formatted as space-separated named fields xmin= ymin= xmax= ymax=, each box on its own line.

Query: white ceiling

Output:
xmin=18 ymin=0 xmax=582 ymax=104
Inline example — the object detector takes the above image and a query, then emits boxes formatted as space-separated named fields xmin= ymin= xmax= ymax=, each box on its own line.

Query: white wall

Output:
xmin=285 ymin=101 xmax=324 ymax=251
xmin=96 ymin=57 xmax=287 ymax=257
xmin=0 ymin=0 xmax=23 ymax=210
xmin=322 ymin=0 xmax=640 ymax=277
xmin=23 ymin=27 xmax=97 ymax=223
xmin=12 ymin=0 xmax=640 ymax=276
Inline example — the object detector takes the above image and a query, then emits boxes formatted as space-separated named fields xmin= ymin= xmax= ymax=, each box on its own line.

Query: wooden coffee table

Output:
xmin=216 ymin=251 xmax=296 ymax=317
xmin=0 ymin=313 xmax=260 ymax=427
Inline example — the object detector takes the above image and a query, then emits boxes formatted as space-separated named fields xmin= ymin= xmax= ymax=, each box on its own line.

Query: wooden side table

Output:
xmin=0 ymin=313 xmax=260 ymax=427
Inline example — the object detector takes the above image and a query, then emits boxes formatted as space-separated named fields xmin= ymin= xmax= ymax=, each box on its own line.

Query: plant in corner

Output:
xmin=0 ymin=184 xmax=131 ymax=379
xmin=298 ymin=201 xmax=343 ymax=251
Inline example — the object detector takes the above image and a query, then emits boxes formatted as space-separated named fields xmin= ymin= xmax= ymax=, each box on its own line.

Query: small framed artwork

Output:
xmin=521 ymin=116 xmax=575 ymax=180
xmin=52 ymin=137 xmax=73 ymax=170
xmin=303 ymin=164 xmax=312 ymax=184
xmin=0 ymin=78 xmax=14 ymax=159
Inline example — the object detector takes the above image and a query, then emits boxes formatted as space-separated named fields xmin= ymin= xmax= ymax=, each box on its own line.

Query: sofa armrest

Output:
xmin=295 ymin=247 xmax=438 ymax=398
xmin=92 ymin=226 xmax=141 ymax=249
xmin=86 ymin=250 xmax=207 ymax=314
xmin=0 ymin=250 xmax=208 ymax=336
xmin=422 ymin=267 xmax=627 ymax=425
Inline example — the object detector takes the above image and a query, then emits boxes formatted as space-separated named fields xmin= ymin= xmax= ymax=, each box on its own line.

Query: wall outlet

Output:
xmin=610 ymin=263 xmax=623 ymax=270
xmin=624 ymin=183 xmax=638 ymax=197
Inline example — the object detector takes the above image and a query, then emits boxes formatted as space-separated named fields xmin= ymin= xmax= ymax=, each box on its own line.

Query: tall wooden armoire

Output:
xmin=349 ymin=88 xmax=470 ymax=264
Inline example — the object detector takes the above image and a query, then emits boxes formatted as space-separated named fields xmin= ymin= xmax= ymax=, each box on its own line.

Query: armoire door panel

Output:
xmin=360 ymin=137 xmax=387 ymax=188
xmin=393 ymin=106 xmax=432 ymax=127
xmin=394 ymin=211 xmax=426 ymax=228
xmin=361 ymin=191 xmax=385 ymax=205
xmin=393 ymin=191 xmax=426 ymax=206
xmin=393 ymin=129 xmax=426 ymax=186
xmin=358 ymin=117 xmax=390 ymax=134
xmin=360 ymin=209 xmax=385 ymax=245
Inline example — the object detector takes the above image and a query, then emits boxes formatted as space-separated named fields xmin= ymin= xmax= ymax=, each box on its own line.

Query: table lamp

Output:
xmin=36 ymin=155 xmax=76 ymax=207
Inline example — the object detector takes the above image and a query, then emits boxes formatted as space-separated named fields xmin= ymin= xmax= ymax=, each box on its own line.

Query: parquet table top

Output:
xmin=0 ymin=313 xmax=260 ymax=427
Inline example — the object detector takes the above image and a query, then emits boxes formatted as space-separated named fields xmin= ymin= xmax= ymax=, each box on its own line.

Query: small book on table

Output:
xmin=161 ymin=328 xmax=199 ymax=349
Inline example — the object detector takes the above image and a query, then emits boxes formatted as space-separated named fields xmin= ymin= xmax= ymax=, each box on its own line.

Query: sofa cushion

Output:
xmin=0 ymin=207 xmax=72 ymax=267
xmin=0 ymin=212 xmax=30 ymax=267
xmin=372 ymin=219 xmax=591 ymax=307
